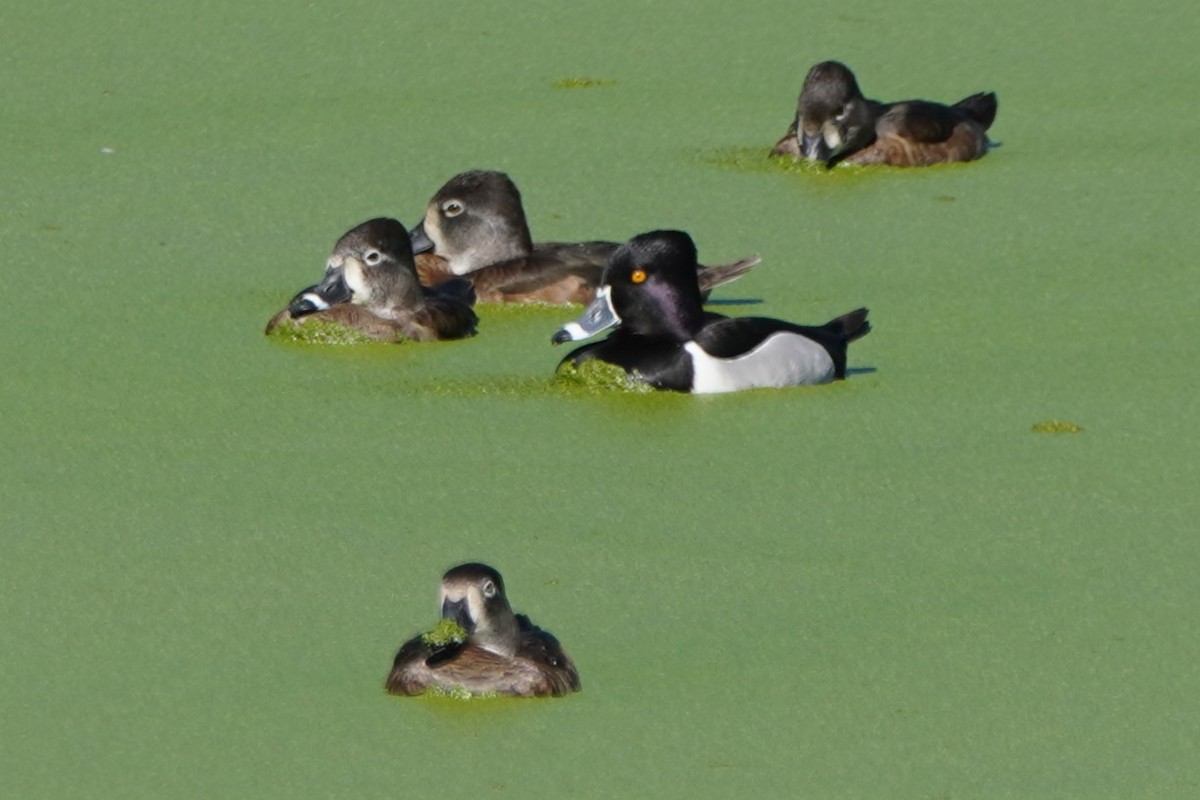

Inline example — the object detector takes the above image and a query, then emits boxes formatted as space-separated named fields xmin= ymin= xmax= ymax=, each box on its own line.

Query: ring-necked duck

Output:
xmin=771 ymin=61 xmax=997 ymax=167
xmin=386 ymin=563 xmax=580 ymax=698
xmin=265 ymin=218 xmax=478 ymax=342
xmin=552 ymin=230 xmax=870 ymax=393
xmin=408 ymin=170 xmax=760 ymax=304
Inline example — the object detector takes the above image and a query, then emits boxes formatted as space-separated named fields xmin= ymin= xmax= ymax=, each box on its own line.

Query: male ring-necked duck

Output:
xmin=552 ymin=230 xmax=870 ymax=393
xmin=408 ymin=170 xmax=760 ymax=304
xmin=265 ymin=218 xmax=478 ymax=342
xmin=771 ymin=61 xmax=997 ymax=167
xmin=386 ymin=562 xmax=580 ymax=698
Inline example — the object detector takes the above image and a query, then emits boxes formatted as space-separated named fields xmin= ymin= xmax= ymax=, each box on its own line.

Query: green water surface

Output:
xmin=3 ymin=1 xmax=1198 ymax=797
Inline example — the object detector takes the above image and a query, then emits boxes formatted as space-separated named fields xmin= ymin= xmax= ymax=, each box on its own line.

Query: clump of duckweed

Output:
xmin=420 ymin=619 xmax=469 ymax=648
xmin=1032 ymin=420 xmax=1083 ymax=434
xmin=696 ymin=147 xmax=876 ymax=178
xmin=555 ymin=359 xmax=654 ymax=394
xmin=266 ymin=318 xmax=383 ymax=346
xmin=552 ymin=77 xmax=617 ymax=89
xmin=477 ymin=300 xmax=583 ymax=313
xmin=425 ymin=685 xmax=470 ymax=701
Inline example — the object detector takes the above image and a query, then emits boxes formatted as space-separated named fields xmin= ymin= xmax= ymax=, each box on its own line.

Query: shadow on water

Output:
xmin=705 ymin=297 xmax=763 ymax=306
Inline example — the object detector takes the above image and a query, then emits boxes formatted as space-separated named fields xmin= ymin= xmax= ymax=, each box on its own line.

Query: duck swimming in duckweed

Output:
xmin=266 ymin=218 xmax=478 ymax=343
xmin=771 ymin=60 xmax=997 ymax=167
xmin=553 ymin=230 xmax=870 ymax=394
xmin=386 ymin=562 xmax=580 ymax=698
xmin=408 ymin=170 xmax=760 ymax=304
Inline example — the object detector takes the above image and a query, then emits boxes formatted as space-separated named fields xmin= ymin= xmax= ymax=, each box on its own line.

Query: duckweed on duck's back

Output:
xmin=420 ymin=619 xmax=469 ymax=647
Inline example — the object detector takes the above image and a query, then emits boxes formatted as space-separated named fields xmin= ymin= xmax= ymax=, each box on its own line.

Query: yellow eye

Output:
xmin=631 ymin=268 xmax=647 ymax=284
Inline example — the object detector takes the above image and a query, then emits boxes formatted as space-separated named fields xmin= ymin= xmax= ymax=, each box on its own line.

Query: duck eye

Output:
xmin=363 ymin=249 xmax=382 ymax=266
xmin=834 ymin=104 xmax=849 ymax=121
xmin=630 ymin=268 xmax=647 ymax=284
xmin=442 ymin=200 xmax=465 ymax=218
xmin=481 ymin=580 xmax=497 ymax=598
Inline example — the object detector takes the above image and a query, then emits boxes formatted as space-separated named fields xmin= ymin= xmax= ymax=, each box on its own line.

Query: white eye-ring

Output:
xmin=834 ymin=104 xmax=849 ymax=122
xmin=442 ymin=199 xmax=465 ymax=218
xmin=481 ymin=580 xmax=497 ymax=598
xmin=363 ymin=249 xmax=382 ymax=266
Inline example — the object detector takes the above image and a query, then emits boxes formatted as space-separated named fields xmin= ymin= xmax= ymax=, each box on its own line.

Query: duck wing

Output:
xmin=515 ymin=614 xmax=581 ymax=696
xmin=697 ymin=254 xmax=762 ymax=294
xmin=694 ymin=308 xmax=869 ymax=378
xmin=877 ymin=100 xmax=963 ymax=143
xmin=468 ymin=253 xmax=600 ymax=304
xmin=416 ymin=284 xmax=480 ymax=340
xmin=386 ymin=634 xmax=440 ymax=695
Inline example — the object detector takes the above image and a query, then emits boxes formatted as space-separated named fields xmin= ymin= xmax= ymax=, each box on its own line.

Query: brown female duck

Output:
xmin=266 ymin=218 xmax=477 ymax=342
xmin=386 ymin=563 xmax=580 ymax=698
xmin=771 ymin=61 xmax=997 ymax=167
xmin=408 ymin=170 xmax=760 ymax=304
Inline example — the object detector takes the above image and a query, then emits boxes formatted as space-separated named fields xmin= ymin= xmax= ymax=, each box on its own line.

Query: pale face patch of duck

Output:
xmin=421 ymin=207 xmax=466 ymax=272
xmin=341 ymin=257 xmax=370 ymax=302
xmin=684 ymin=333 xmax=835 ymax=394
xmin=822 ymin=120 xmax=843 ymax=151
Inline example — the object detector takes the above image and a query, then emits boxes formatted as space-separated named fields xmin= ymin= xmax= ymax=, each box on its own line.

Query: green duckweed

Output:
xmin=555 ymin=359 xmax=654 ymax=394
xmin=1032 ymin=421 xmax=1084 ymax=434
xmin=266 ymin=318 xmax=382 ymax=346
xmin=552 ymin=77 xmax=617 ymax=89
xmin=420 ymin=619 xmax=469 ymax=647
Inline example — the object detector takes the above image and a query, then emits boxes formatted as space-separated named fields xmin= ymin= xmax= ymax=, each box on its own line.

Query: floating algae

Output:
xmin=552 ymin=77 xmax=617 ymax=89
xmin=1032 ymin=421 xmax=1083 ymax=434
xmin=697 ymin=146 xmax=904 ymax=179
xmin=265 ymin=318 xmax=382 ymax=346
xmin=555 ymin=359 xmax=654 ymax=394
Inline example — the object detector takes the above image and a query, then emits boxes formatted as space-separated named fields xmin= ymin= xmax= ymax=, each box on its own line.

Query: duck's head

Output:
xmin=553 ymin=230 xmax=706 ymax=345
xmin=288 ymin=218 xmax=421 ymax=316
xmin=796 ymin=61 xmax=874 ymax=167
xmin=409 ymin=170 xmax=534 ymax=275
xmin=438 ymin=562 xmax=520 ymax=657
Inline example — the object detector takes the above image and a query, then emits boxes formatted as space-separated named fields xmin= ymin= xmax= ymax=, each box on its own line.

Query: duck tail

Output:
xmin=821 ymin=308 xmax=870 ymax=380
xmin=825 ymin=307 xmax=871 ymax=343
xmin=954 ymin=92 xmax=997 ymax=130
xmin=697 ymin=254 xmax=762 ymax=292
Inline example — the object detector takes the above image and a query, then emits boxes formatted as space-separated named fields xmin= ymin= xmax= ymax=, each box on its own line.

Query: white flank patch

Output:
xmin=684 ymin=334 xmax=834 ymax=394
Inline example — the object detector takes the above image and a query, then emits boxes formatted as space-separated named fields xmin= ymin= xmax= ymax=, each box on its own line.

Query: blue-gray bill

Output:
xmin=551 ymin=286 xmax=620 ymax=344
xmin=408 ymin=220 xmax=435 ymax=255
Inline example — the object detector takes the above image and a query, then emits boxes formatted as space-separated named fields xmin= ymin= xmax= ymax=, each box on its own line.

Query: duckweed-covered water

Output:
xmin=4 ymin=1 xmax=1199 ymax=797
